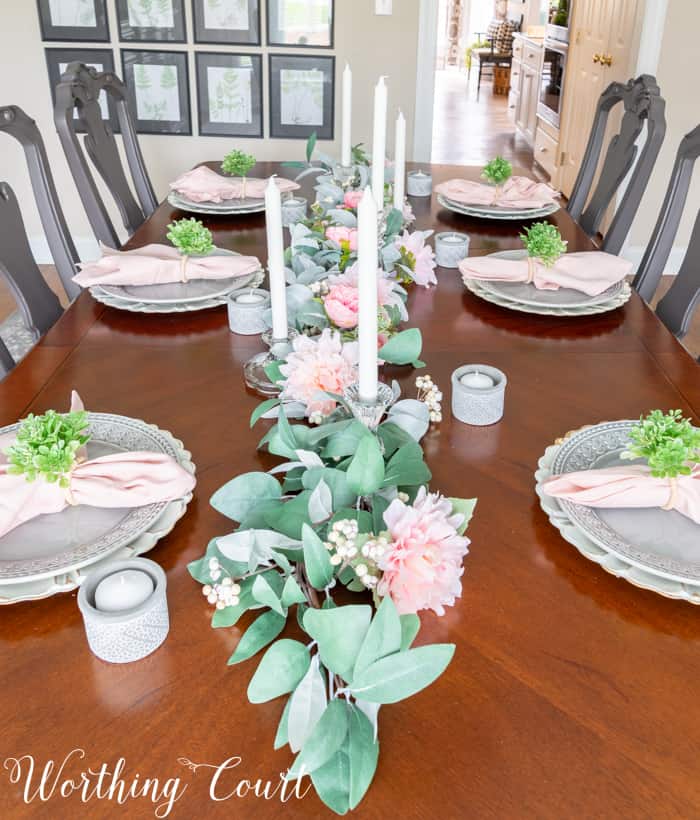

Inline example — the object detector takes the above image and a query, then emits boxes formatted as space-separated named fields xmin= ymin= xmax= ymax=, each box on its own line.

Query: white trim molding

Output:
xmin=413 ymin=0 xmax=439 ymax=162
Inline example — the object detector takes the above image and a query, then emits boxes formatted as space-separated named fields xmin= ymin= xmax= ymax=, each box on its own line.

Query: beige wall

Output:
xmin=625 ymin=0 xmax=700 ymax=267
xmin=0 ymin=0 xmax=421 ymax=257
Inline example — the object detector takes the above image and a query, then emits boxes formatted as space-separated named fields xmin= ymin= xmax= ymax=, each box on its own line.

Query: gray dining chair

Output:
xmin=54 ymin=62 xmax=157 ymax=248
xmin=567 ymin=74 xmax=666 ymax=255
xmin=0 ymin=182 xmax=64 ymax=375
xmin=632 ymin=126 xmax=700 ymax=350
xmin=0 ymin=105 xmax=80 ymax=302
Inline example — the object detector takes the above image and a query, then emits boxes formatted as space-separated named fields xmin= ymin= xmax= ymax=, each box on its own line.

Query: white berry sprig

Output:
xmin=201 ymin=556 xmax=241 ymax=610
xmin=415 ymin=374 xmax=443 ymax=424
xmin=323 ymin=518 xmax=385 ymax=590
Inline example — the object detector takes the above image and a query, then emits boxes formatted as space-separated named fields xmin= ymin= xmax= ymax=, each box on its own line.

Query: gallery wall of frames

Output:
xmin=37 ymin=0 xmax=336 ymax=139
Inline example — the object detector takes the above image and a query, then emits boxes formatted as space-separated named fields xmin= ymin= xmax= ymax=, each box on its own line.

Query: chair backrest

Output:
xmin=633 ymin=126 xmax=700 ymax=302
xmin=567 ymin=74 xmax=666 ymax=255
xmin=0 ymin=337 xmax=14 ymax=379
xmin=0 ymin=105 xmax=80 ymax=302
xmin=54 ymin=62 xmax=157 ymax=248
xmin=0 ymin=182 xmax=63 ymax=344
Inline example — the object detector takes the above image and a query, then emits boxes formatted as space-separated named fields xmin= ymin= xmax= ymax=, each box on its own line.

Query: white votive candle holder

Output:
xmin=407 ymin=169 xmax=432 ymax=197
xmin=281 ymin=196 xmax=308 ymax=227
xmin=227 ymin=288 xmax=270 ymax=335
xmin=435 ymin=232 xmax=470 ymax=268
xmin=77 ymin=558 xmax=168 ymax=664
xmin=451 ymin=364 xmax=507 ymax=426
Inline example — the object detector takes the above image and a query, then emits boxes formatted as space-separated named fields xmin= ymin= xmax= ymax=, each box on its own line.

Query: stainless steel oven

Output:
xmin=537 ymin=37 xmax=568 ymax=128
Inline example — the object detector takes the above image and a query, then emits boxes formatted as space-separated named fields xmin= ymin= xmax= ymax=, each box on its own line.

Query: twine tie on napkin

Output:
xmin=663 ymin=477 xmax=679 ymax=511
xmin=180 ymin=255 xmax=189 ymax=283
xmin=526 ymin=257 xmax=536 ymax=284
xmin=64 ymin=455 xmax=87 ymax=506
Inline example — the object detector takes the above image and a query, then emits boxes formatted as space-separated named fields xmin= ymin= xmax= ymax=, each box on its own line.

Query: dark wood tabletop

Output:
xmin=1 ymin=162 xmax=699 ymax=820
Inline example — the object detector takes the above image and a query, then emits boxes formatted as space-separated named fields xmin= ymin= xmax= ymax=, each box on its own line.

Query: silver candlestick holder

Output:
xmin=244 ymin=329 xmax=297 ymax=396
xmin=334 ymin=164 xmax=362 ymax=189
xmin=343 ymin=381 xmax=394 ymax=431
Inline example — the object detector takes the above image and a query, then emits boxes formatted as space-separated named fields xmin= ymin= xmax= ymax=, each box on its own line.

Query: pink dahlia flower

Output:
xmin=343 ymin=190 xmax=363 ymax=210
xmin=325 ymin=225 xmax=358 ymax=251
xmin=279 ymin=329 xmax=358 ymax=418
xmin=378 ymin=488 xmax=470 ymax=615
xmin=396 ymin=230 xmax=437 ymax=287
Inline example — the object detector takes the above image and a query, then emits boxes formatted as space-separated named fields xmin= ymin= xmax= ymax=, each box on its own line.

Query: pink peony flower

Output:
xmin=324 ymin=283 xmax=360 ymax=329
xmin=377 ymin=488 xmax=470 ymax=615
xmin=279 ymin=329 xmax=358 ymax=419
xmin=396 ymin=230 xmax=437 ymax=287
xmin=343 ymin=191 xmax=363 ymax=209
xmin=325 ymin=225 xmax=358 ymax=251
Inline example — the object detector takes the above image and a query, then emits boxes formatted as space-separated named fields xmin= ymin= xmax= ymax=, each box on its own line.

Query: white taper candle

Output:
xmin=393 ymin=110 xmax=406 ymax=211
xmin=341 ymin=63 xmax=352 ymax=168
xmin=357 ymin=187 xmax=379 ymax=402
xmin=265 ymin=178 xmax=288 ymax=339
xmin=371 ymin=77 xmax=387 ymax=208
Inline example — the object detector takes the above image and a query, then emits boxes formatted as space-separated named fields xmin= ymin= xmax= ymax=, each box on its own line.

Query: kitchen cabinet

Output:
xmin=510 ymin=34 xmax=543 ymax=148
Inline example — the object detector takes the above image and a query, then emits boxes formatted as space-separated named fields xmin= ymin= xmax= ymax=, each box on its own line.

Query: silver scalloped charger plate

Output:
xmin=549 ymin=421 xmax=700 ymax=585
xmin=478 ymin=250 xmax=624 ymax=308
xmin=437 ymin=193 xmax=560 ymax=220
xmin=534 ymin=434 xmax=700 ymax=603
xmin=168 ymin=191 xmax=265 ymax=215
xmin=0 ymin=413 xmax=195 ymax=594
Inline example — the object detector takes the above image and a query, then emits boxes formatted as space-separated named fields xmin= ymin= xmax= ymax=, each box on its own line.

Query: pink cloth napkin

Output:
xmin=0 ymin=392 xmax=196 ymax=539
xmin=543 ymin=464 xmax=700 ymax=525
xmin=459 ymin=252 xmax=632 ymax=297
xmin=436 ymin=176 xmax=560 ymax=209
xmin=74 ymin=244 xmax=261 ymax=288
xmin=170 ymin=166 xmax=300 ymax=203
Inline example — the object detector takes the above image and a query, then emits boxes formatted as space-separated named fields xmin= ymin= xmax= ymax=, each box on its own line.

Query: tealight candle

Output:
xmin=407 ymin=169 xmax=433 ymax=197
xmin=227 ymin=288 xmax=270 ymax=335
xmin=94 ymin=569 xmax=154 ymax=613
xmin=459 ymin=371 xmax=495 ymax=389
xmin=235 ymin=291 xmax=265 ymax=305
xmin=434 ymin=231 xmax=469 ymax=268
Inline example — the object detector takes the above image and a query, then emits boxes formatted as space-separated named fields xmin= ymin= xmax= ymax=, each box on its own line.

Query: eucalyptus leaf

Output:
xmin=346 ymin=436 xmax=385 ymax=496
xmin=251 ymin=574 xmax=285 ymax=615
xmin=281 ymin=575 xmax=307 ymax=607
xmin=210 ymin=472 xmax=281 ymax=522
xmin=302 ymin=467 xmax=357 ymax=509
xmin=303 ymin=605 xmax=372 ymax=681
xmin=309 ymin=745 xmax=350 ymax=815
xmin=386 ymin=399 xmax=430 ymax=441
xmin=346 ymin=704 xmax=379 ymax=809
xmin=228 ymin=610 xmax=287 ymax=665
xmin=250 ymin=398 xmax=280 ymax=428
xmin=349 ymin=644 xmax=455 ymax=704
xmin=302 ymin=523 xmax=334 ymax=589
xmin=288 ymin=655 xmax=328 ymax=753
xmin=274 ymin=696 xmax=292 ymax=750
xmin=399 ymin=613 xmax=421 ymax=650
xmin=289 ymin=699 xmax=349 ymax=776
xmin=264 ymin=491 xmax=314 ymax=539
xmin=355 ymin=699 xmax=381 ymax=742
xmin=353 ymin=596 xmax=402 ymax=676
xmin=383 ymin=442 xmax=432 ymax=488
xmin=247 ymin=639 xmax=311 ymax=704
xmin=449 ymin=497 xmax=478 ymax=535
xmin=378 ymin=328 xmax=423 ymax=367
xmin=326 ymin=209 xmax=357 ymax=227
xmin=308 ymin=478 xmax=333 ymax=524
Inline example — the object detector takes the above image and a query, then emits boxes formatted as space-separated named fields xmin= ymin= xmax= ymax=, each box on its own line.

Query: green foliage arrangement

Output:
xmin=519 ymin=222 xmax=568 ymax=267
xmin=622 ymin=409 xmax=700 ymax=478
xmin=166 ymin=218 xmax=214 ymax=256
xmin=350 ymin=142 xmax=370 ymax=167
xmin=221 ymin=149 xmax=256 ymax=178
xmin=482 ymin=156 xmax=513 ymax=186
xmin=5 ymin=410 xmax=90 ymax=487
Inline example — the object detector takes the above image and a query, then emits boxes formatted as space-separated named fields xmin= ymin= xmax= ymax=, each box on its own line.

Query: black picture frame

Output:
xmin=266 ymin=0 xmax=334 ymax=48
xmin=45 ymin=48 xmax=120 ymax=134
xmin=121 ymin=49 xmax=191 ymax=135
xmin=195 ymin=52 xmax=263 ymax=138
xmin=36 ymin=0 xmax=110 ymax=42
xmin=192 ymin=0 xmax=260 ymax=45
xmin=268 ymin=54 xmax=334 ymax=140
xmin=116 ymin=0 xmax=187 ymax=43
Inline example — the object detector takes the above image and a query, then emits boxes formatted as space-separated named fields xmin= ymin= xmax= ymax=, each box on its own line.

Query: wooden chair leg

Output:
xmin=477 ymin=61 xmax=483 ymax=100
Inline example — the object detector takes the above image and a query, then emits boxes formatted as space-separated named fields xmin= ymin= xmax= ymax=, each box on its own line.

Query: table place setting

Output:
xmin=0 ymin=392 xmax=195 ymax=605
xmin=536 ymin=411 xmax=700 ymax=602
xmin=168 ymin=150 xmax=301 ymax=216
xmin=75 ymin=219 xmax=264 ymax=314
xmin=459 ymin=222 xmax=632 ymax=316
xmin=435 ymin=156 xmax=561 ymax=220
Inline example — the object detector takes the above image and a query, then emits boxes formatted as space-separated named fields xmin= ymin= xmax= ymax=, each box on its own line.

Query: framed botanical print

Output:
xmin=45 ymin=48 xmax=120 ymax=134
xmin=121 ymin=50 xmax=191 ymax=135
xmin=268 ymin=54 xmax=334 ymax=140
xmin=266 ymin=0 xmax=334 ymax=48
xmin=192 ymin=0 xmax=261 ymax=45
xmin=195 ymin=52 xmax=263 ymax=138
xmin=36 ymin=0 xmax=110 ymax=42
xmin=116 ymin=0 xmax=187 ymax=43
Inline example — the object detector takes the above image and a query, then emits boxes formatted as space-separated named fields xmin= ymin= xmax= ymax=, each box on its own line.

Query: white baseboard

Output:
xmin=621 ymin=245 xmax=686 ymax=275
xmin=30 ymin=235 xmax=100 ymax=265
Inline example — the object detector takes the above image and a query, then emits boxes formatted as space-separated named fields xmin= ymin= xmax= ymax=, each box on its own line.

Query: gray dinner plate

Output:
xmin=98 ymin=248 xmax=259 ymax=304
xmin=478 ymin=250 xmax=624 ymax=308
xmin=437 ymin=193 xmax=560 ymax=220
xmin=0 ymin=413 xmax=188 ymax=583
xmin=549 ymin=421 xmax=700 ymax=584
xmin=168 ymin=191 xmax=265 ymax=215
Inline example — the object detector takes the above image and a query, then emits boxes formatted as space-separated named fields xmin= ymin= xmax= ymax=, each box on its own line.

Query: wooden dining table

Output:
xmin=1 ymin=162 xmax=699 ymax=820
